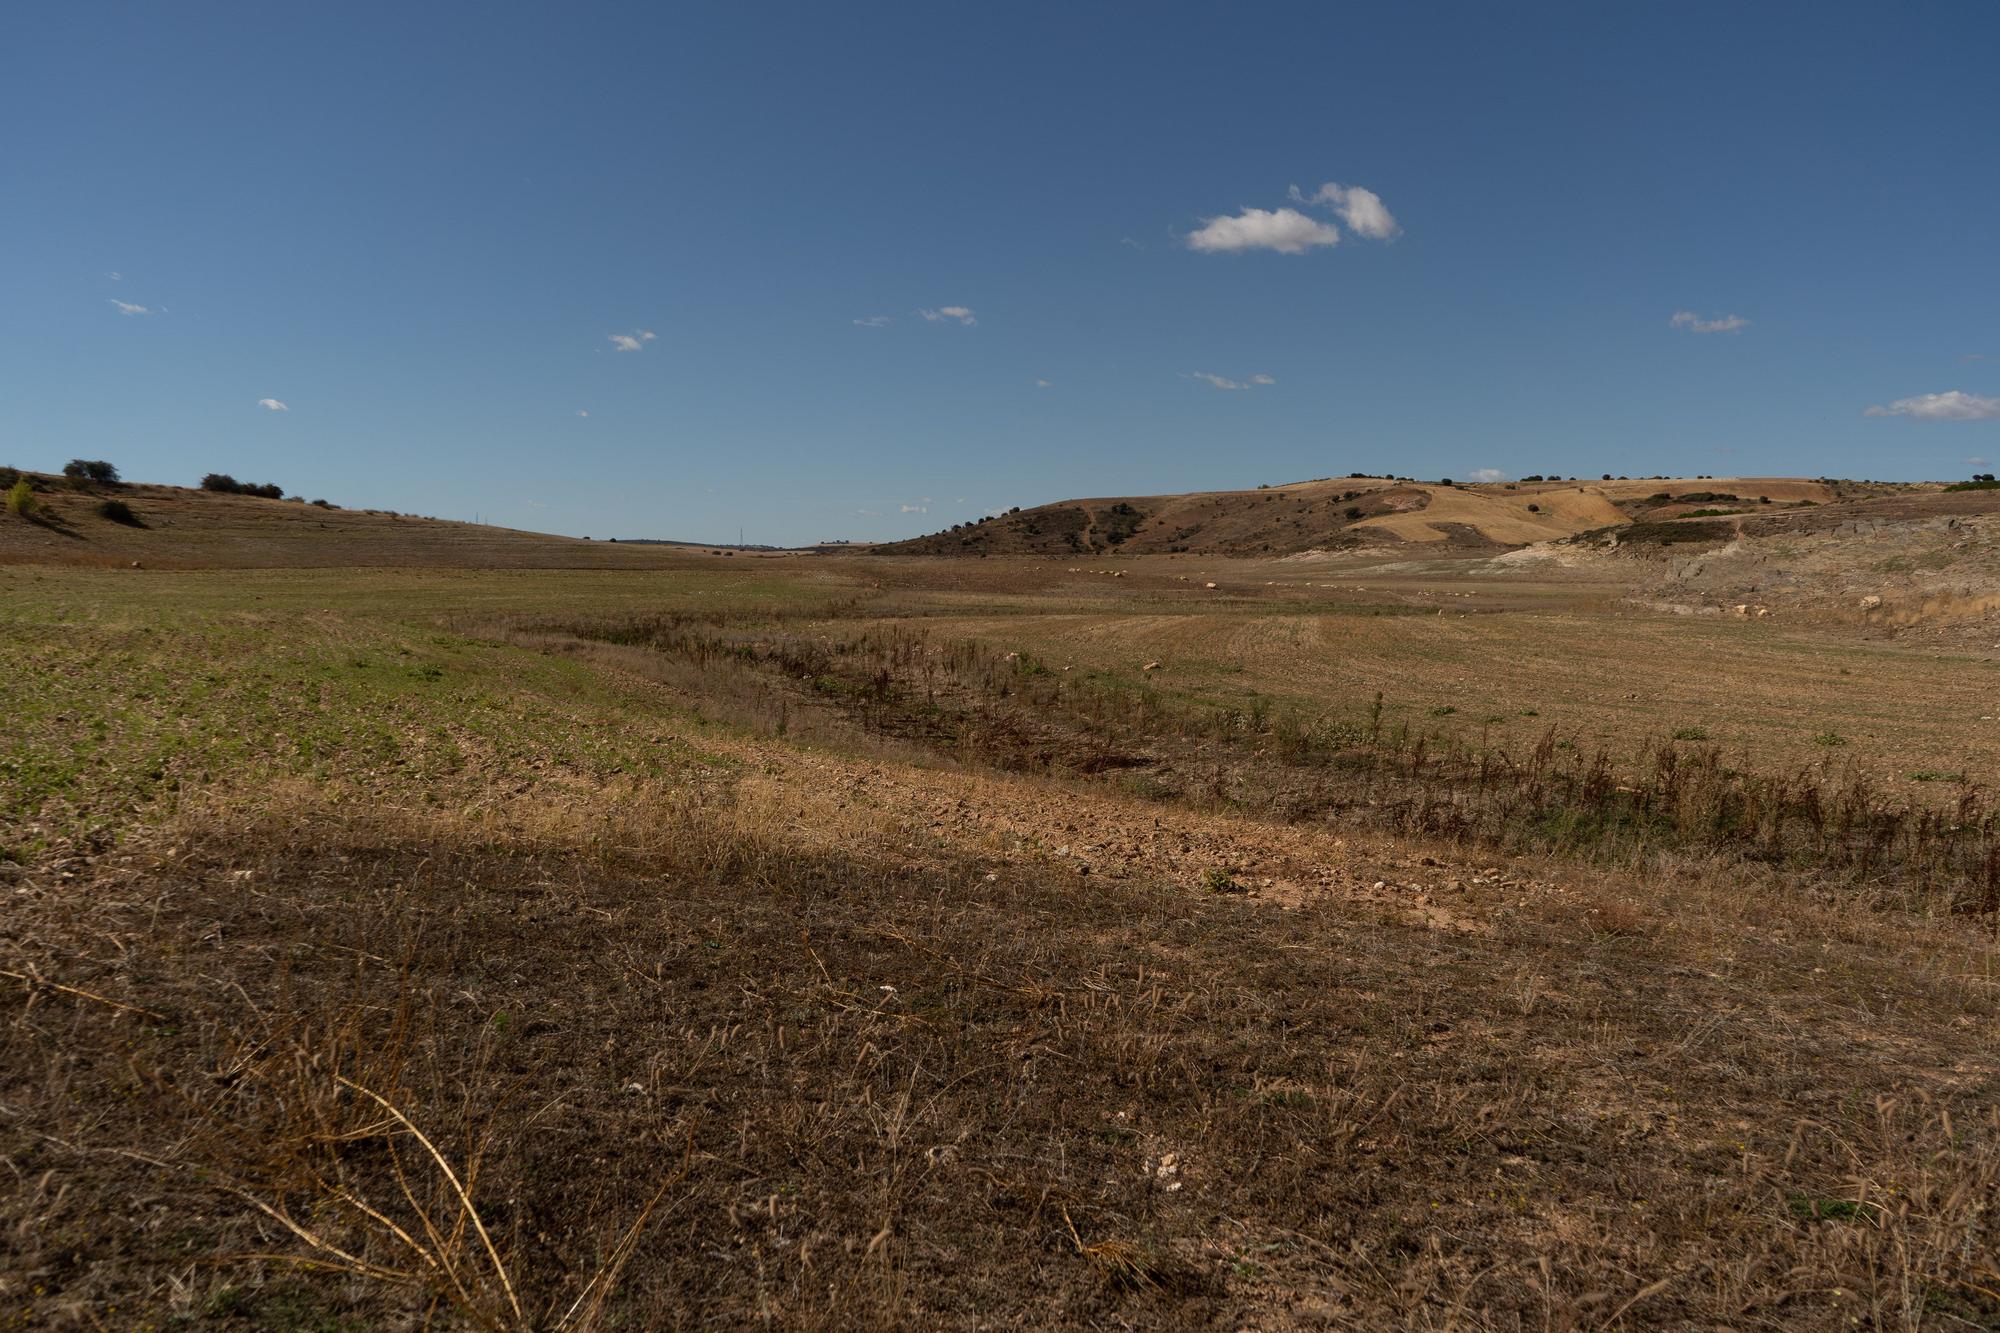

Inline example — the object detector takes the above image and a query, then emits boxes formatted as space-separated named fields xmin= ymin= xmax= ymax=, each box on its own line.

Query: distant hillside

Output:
xmin=1548 ymin=486 xmax=2000 ymax=643
xmin=0 ymin=473 xmax=701 ymax=570
xmin=882 ymin=475 xmax=1888 ymax=558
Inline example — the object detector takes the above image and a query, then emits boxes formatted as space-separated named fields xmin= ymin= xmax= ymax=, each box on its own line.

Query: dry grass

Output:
xmin=516 ymin=611 xmax=2000 ymax=915
xmin=4 ymin=552 xmax=1999 ymax=1328
xmin=7 ymin=783 xmax=1999 ymax=1328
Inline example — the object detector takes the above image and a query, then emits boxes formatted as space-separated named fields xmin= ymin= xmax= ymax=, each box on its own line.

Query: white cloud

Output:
xmin=1468 ymin=468 xmax=1507 ymax=483
xmin=1289 ymin=183 xmax=1402 ymax=240
xmin=918 ymin=306 xmax=976 ymax=326
xmin=1864 ymin=390 xmax=2000 ymax=421
xmin=608 ymin=329 xmax=657 ymax=352
xmin=1036 ymin=378 xmax=1054 ymax=388
xmin=1670 ymin=310 xmax=1750 ymax=334
xmin=853 ymin=315 xmax=893 ymax=327
xmin=1119 ymin=236 xmax=1144 ymax=250
xmin=106 ymin=271 xmax=122 ymax=281
xmin=576 ymin=409 xmax=590 ymax=418
xmin=1186 ymin=207 xmax=1339 ymax=255
xmin=900 ymin=503 xmax=928 ymax=513
xmin=257 ymin=398 xmax=289 ymax=412
xmin=1966 ymin=456 xmax=1990 ymax=467
xmin=108 ymin=299 xmax=153 ymax=316
xmin=1186 ymin=371 xmax=1274 ymax=391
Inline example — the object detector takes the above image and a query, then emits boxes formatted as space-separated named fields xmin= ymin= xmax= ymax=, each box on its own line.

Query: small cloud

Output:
xmin=1670 ymin=310 xmax=1750 ymax=334
xmin=576 ymin=409 xmax=590 ymax=418
xmin=108 ymin=299 xmax=153 ymax=316
xmin=257 ymin=398 xmax=289 ymax=412
xmin=608 ymin=329 xmax=657 ymax=352
xmin=853 ymin=315 xmax=893 ymax=327
xmin=1865 ymin=390 xmax=2000 ymax=421
xmin=106 ymin=271 xmax=122 ymax=281
xmin=1186 ymin=371 xmax=1274 ymax=391
xmin=1036 ymin=378 xmax=1054 ymax=388
xmin=1289 ymin=182 xmax=1402 ymax=240
xmin=1965 ymin=456 xmax=1990 ymax=467
xmin=1467 ymin=468 xmax=1507 ymax=483
xmin=856 ymin=508 xmax=881 ymax=516
xmin=1963 ymin=353 xmax=1991 ymax=363
xmin=900 ymin=503 xmax=928 ymax=513
xmin=918 ymin=306 xmax=976 ymax=326
xmin=1119 ymin=236 xmax=1145 ymax=250
xmin=1186 ymin=206 xmax=1339 ymax=255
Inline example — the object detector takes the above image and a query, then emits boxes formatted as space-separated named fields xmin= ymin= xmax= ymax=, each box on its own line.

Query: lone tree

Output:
xmin=62 ymin=459 xmax=121 ymax=486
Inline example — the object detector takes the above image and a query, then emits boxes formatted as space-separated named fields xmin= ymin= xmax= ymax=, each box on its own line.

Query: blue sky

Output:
xmin=6 ymin=1 xmax=1997 ymax=544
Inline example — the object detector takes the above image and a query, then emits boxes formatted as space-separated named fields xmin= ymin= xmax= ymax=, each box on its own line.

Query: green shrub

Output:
xmin=1201 ymin=867 xmax=1243 ymax=894
xmin=5 ymin=478 xmax=36 ymax=517
xmin=96 ymin=497 xmax=142 ymax=526
xmin=1672 ymin=727 xmax=1709 ymax=741
xmin=1813 ymin=731 xmax=1847 ymax=747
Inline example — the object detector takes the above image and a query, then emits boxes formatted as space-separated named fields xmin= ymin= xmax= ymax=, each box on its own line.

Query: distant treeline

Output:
xmin=201 ymin=474 xmax=286 ymax=499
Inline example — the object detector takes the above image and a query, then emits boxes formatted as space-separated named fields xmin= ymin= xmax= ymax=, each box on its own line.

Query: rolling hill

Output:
xmin=0 ymin=475 xmax=713 ymax=570
xmin=882 ymin=474 xmax=1890 ymax=557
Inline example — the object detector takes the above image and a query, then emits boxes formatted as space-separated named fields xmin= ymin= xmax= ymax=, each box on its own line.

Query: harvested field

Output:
xmin=4 ymin=539 xmax=1999 ymax=1327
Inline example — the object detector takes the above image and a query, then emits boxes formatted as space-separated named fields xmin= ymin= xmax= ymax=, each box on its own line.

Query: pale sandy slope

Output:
xmin=1355 ymin=477 xmax=1841 ymax=544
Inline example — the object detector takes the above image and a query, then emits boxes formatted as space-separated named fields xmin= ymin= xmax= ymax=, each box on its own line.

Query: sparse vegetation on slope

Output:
xmin=886 ymin=476 xmax=1871 ymax=557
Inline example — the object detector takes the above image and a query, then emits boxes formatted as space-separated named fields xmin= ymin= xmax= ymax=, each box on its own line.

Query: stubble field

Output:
xmin=3 ymin=550 xmax=1997 ymax=1329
